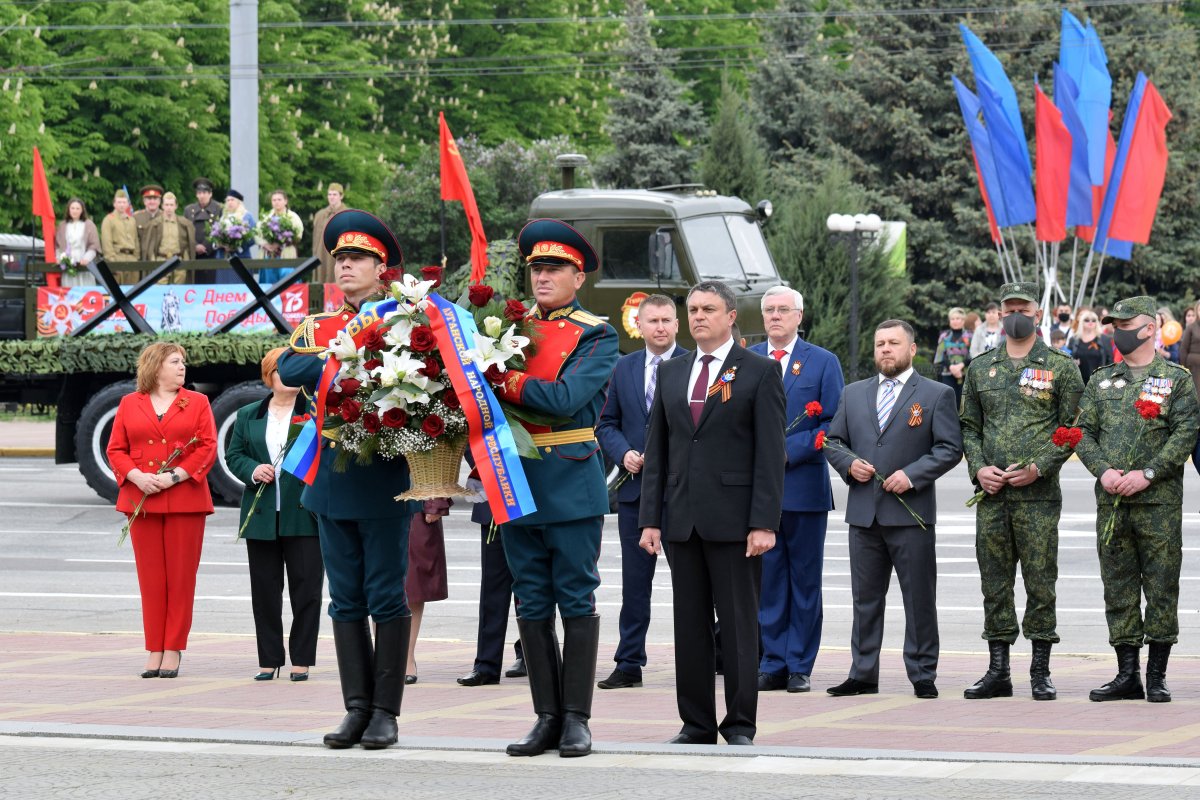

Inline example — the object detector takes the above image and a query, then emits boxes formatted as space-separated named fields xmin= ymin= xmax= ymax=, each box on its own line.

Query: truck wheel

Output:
xmin=75 ymin=380 xmax=137 ymax=504
xmin=208 ymin=381 xmax=271 ymax=505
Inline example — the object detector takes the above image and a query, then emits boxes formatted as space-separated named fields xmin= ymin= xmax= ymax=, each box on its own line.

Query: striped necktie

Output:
xmin=877 ymin=378 xmax=897 ymax=429
xmin=645 ymin=354 xmax=662 ymax=412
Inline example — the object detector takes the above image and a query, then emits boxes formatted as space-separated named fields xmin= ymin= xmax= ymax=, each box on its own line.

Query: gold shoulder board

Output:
xmin=569 ymin=309 xmax=604 ymax=327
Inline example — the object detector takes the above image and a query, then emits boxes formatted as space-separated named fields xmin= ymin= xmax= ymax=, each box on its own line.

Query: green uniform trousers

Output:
xmin=975 ymin=497 xmax=1060 ymax=643
xmin=502 ymin=516 xmax=603 ymax=622
xmin=1096 ymin=502 xmax=1182 ymax=647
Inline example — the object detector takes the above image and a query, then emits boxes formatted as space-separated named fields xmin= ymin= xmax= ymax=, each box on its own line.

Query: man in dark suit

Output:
xmin=640 ymin=280 xmax=786 ymax=746
xmin=823 ymin=319 xmax=963 ymax=698
xmin=750 ymin=286 xmax=843 ymax=693
xmin=595 ymin=293 xmax=687 ymax=690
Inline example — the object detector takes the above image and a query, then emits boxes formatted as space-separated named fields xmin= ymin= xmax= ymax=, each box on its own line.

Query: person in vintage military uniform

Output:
xmin=277 ymin=209 xmax=412 ymax=750
xmin=1076 ymin=297 xmax=1198 ymax=703
xmin=100 ymin=189 xmax=140 ymax=284
xmin=960 ymin=282 xmax=1084 ymax=701
xmin=144 ymin=193 xmax=196 ymax=284
xmin=184 ymin=177 xmax=224 ymax=283
xmin=133 ymin=184 xmax=164 ymax=259
xmin=490 ymin=219 xmax=618 ymax=758
xmin=312 ymin=183 xmax=346 ymax=284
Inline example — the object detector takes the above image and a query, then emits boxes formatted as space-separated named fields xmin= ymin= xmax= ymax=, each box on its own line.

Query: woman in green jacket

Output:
xmin=226 ymin=347 xmax=323 ymax=681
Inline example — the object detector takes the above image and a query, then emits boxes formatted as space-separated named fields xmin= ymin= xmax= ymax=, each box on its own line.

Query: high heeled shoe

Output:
xmin=159 ymin=651 xmax=182 ymax=679
xmin=140 ymin=668 xmax=161 ymax=679
xmin=289 ymin=668 xmax=309 ymax=682
xmin=255 ymin=667 xmax=281 ymax=681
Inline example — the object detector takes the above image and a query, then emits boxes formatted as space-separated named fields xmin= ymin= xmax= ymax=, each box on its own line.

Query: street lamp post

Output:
xmin=826 ymin=213 xmax=882 ymax=381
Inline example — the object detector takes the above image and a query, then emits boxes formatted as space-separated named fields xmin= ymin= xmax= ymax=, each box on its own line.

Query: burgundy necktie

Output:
xmin=690 ymin=354 xmax=715 ymax=426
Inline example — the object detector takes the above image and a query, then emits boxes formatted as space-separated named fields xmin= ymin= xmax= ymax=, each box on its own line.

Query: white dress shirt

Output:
xmin=644 ymin=346 xmax=673 ymax=396
xmin=766 ymin=335 xmax=798 ymax=378
xmin=688 ymin=336 xmax=736 ymax=401
xmin=875 ymin=366 xmax=915 ymax=412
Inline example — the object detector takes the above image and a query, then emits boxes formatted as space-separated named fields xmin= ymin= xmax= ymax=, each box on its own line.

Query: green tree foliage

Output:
xmin=594 ymin=0 xmax=708 ymax=188
xmin=766 ymin=165 xmax=909 ymax=377
xmin=698 ymin=78 xmax=768 ymax=201
xmin=753 ymin=0 xmax=1200 ymax=339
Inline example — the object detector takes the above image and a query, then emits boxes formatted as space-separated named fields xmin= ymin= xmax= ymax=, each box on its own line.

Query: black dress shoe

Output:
xmin=757 ymin=672 xmax=787 ymax=691
xmin=140 ymin=669 xmax=160 ymax=679
xmin=913 ymin=679 xmax=939 ymax=699
xmin=787 ymin=673 xmax=811 ymax=693
xmin=597 ymin=668 xmax=642 ymax=690
xmin=505 ymin=656 xmax=527 ymax=678
xmin=457 ymin=670 xmax=500 ymax=686
xmin=405 ymin=674 xmax=418 ymax=685
xmin=666 ymin=732 xmax=717 ymax=745
xmin=826 ymin=678 xmax=879 ymax=696
xmin=725 ymin=734 xmax=754 ymax=746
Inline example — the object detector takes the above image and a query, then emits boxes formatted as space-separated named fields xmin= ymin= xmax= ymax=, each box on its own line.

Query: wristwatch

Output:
xmin=170 ymin=470 xmax=181 ymax=484
xmin=1143 ymin=468 xmax=1156 ymax=481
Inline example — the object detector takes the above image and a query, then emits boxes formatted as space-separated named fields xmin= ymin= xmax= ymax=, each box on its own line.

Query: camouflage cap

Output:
xmin=1102 ymin=296 xmax=1157 ymax=324
xmin=998 ymin=282 xmax=1039 ymax=304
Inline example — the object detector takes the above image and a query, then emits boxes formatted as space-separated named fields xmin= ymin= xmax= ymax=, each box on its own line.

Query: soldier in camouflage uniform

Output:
xmin=1075 ymin=296 xmax=1198 ymax=703
xmin=960 ymin=282 xmax=1084 ymax=701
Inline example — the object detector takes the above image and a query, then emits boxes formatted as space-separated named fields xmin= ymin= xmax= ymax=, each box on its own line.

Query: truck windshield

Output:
xmin=682 ymin=215 xmax=779 ymax=280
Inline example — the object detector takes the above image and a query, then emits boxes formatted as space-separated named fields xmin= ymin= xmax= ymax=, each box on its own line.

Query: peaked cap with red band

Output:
xmin=518 ymin=218 xmax=599 ymax=273
xmin=324 ymin=208 xmax=404 ymax=267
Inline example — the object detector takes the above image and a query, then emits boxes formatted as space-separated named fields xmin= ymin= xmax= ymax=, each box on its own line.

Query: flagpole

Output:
xmin=1089 ymin=245 xmax=1109 ymax=307
xmin=997 ymin=233 xmax=1016 ymax=284
xmin=1005 ymin=229 xmax=1025 ymax=282
xmin=1067 ymin=237 xmax=1078 ymax=312
xmin=439 ymin=200 xmax=447 ymax=265
xmin=994 ymin=241 xmax=1011 ymax=285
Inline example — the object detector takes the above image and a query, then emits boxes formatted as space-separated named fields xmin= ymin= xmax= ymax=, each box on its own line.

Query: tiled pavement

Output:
xmin=2 ymin=630 xmax=1198 ymax=763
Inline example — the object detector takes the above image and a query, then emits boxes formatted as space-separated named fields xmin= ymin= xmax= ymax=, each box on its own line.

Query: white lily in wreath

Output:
xmin=467 ymin=325 xmax=531 ymax=373
xmin=371 ymin=349 xmax=445 ymax=407
xmin=391 ymin=272 xmax=436 ymax=313
xmin=382 ymin=313 xmax=414 ymax=348
xmin=325 ymin=329 xmax=362 ymax=364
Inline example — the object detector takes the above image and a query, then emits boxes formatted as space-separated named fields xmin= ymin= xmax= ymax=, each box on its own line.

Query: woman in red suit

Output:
xmin=107 ymin=342 xmax=218 ymax=678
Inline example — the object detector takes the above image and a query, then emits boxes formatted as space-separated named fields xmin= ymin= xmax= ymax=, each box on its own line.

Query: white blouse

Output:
xmin=264 ymin=409 xmax=290 ymax=511
xmin=65 ymin=221 xmax=95 ymax=264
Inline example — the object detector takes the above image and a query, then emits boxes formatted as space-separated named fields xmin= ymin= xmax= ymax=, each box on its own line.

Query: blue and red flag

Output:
xmin=961 ymin=23 xmax=1031 ymax=176
xmin=977 ymin=76 xmax=1037 ymax=227
xmin=1034 ymin=82 xmax=1072 ymax=242
xmin=1107 ymin=80 xmax=1171 ymax=244
xmin=1079 ymin=23 xmax=1113 ymax=186
xmin=1090 ymin=73 xmax=1155 ymax=259
xmin=952 ymin=75 xmax=1003 ymax=241
xmin=1053 ymin=67 xmax=1094 ymax=228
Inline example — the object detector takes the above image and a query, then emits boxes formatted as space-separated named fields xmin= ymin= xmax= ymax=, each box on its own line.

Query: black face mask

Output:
xmin=1113 ymin=323 xmax=1150 ymax=356
xmin=1057 ymin=312 xmax=1071 ymax=323
xmin=1002 ymin=312 xmax=1037 ymax=340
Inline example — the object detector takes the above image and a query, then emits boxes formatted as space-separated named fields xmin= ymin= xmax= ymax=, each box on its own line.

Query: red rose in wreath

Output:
xmin=503 ymin=298 xmax=528 ymax=322
xmin=410 ymin=325 xmax=436 ymax=352
xmin=382 ymin=408 xmax=408 ymax=428
xmin=422 ymin=414 xmax=445 ymax=438
xmin=421 ymin=265 xmax=444 ymax=288
xmin=419 ymin=357 xmax=441 ymax=379
xmin=379 ymin=267 xmax=402 ymax=284
xmin=484 ymin=364 xmax=505 ymax=385
xmin=362 ymin=329 xmax=387 ymax=353
xmin=340 ymin=398 xmax=362 ymax=423
xmin=468 ymin=284 xmax=495 ymax=307
xmin=338 ymin=377 xmax=362 ymax=395
xmin=362 ymin=412 xmax=381 ymax=434
xmin=442 ymin=390 xmax=461 ymax=410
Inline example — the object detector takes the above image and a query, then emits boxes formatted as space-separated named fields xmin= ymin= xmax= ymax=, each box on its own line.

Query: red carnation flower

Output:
xmin=422 ymin=414 xmax=445 ymax=438
xmin=805 ymin=401 xmax=823 ymax=418
xmin=442 ymin=390 xmax=461 ymax=410
xmin=171 ymin=440 xmax=187 ymax=452
xmin=420 ymin=357 xmax=441 ymax=379
xmin=484 ymin=364 xmax=505 ymax=385
xmin=1067 ymin=427 xmax=1083 ymax=447
xmin=814 ymin=431 xmax=827 ymax=450
xmin=1135 ymin=399 xmax=1161 ymax=420
xmin=290 ymin=414 xmax=310 ymax=425
xmin=382 ymin=408 xmax=408 ymax=428
xmin=1051 ymin=426 xmax=1070 ymax=448
xmin=363 ymin=358 xmax=383 ymax=371
xmin=362 ymin=412 xmax=381 ymax=434
xmin=410 ymin=325 xmax=436 ymax=352
xmin=379 ymin=267 xmax=402 ymax=284
xmin=421 ymin=265 xmax=444 ymax=288
xmin=362 ymin=329 xmax=386 ymax=353
xmin=339 ymin=377 xmax=362 ymax=395
xmin=340 ymin=398 xmax=362 ymax=423
xmin=503 ymin=298 xmax=528 ymax=322
xmin=468 ymin=284 xmax=495 ymax=307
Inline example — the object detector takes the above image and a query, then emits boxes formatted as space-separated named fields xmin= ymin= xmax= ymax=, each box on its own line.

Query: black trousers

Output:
xmin=246 ymin=534 xmax=325 ymax=668
xmin=472 ymin=523 xmax=521 ymax=676
xmin=666 ymin=532 xmax=762 ymax=741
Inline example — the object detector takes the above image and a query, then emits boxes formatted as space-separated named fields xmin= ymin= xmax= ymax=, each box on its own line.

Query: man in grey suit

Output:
xmin=823 ymin=319 xmax=963 ymax=698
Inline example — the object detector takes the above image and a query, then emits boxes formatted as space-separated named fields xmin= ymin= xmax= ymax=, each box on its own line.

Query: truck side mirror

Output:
xmin=649 ymin=228 xmax=674 ymax=279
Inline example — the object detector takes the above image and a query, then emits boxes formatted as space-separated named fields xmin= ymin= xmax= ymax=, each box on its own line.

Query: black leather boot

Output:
xmin=1029 ymin=640 xmax=1056 ymax=701
xmin=559 ymin=615 xmax=600 ymax=758
xmin=361 ymin=616 xmax=412 ymax=749
xmin=1089 ymin=644 xmax=1145 ymax=701
xmin=1146 ymin=642 xmax=1172 ymax=703
xmin=507 ymin=618 xmax=563 ymax=757
xmin=324 ymin=619 xmax=374 ymax=748
xmin=963 ymin=640 xmax=1012 ymax=699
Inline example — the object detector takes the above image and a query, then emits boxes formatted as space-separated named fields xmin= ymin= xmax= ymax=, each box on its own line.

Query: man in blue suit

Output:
xmin=751 ymin=286 xmax=844 ymax=693
xmin=596 ymin=294 xmax=687 ymax=690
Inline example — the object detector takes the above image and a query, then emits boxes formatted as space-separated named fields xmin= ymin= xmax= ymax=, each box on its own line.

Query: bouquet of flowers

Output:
xmin=57 ymin=253 xmax=85 ymax=276
xmin=964 ymin=422 xmax=1083 ymax=508
xmin=815 ymin=429 xmax=927 ymax=530
xmin=237 ymin=414 xmax=310 ymax=539
xmin=257 ymin=213 xmax=300 ymax=254
xmin=118 ymin=436 xmax=200 ymax=545
xmin=209 ymin=215 xmax=254 ymax=253
xmin=1101 ymin=400 xmax=1160 ymax=544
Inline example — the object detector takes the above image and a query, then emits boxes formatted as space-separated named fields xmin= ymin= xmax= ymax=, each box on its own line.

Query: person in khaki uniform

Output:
xmin=144 ymin=193 xmax=197 ymax=284
xmin=311 ymin=183 xmax=346 ymax=284
xmin=100 ymin=190 xmax=140 ymax=284
xmin=1075 ymin=296 xmax=1199 ymax=704
xmin=959 ymin=281 xmax=1083 ymax=702
xmin=133 ymin=184 xmax=164 ymax=258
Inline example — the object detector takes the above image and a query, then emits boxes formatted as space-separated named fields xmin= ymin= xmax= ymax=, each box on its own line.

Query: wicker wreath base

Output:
xmin=395 ymin=435 xmax=470 ymax=501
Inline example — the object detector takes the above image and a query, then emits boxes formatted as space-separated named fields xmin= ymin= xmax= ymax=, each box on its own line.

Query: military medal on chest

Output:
xmin=1139 ymin=377 xmax=1173 ymax=406
xmin=1019 ymin=367 xmax=1054 ymax=399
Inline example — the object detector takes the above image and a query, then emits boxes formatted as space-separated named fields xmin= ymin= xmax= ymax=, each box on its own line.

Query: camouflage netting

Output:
xmin=0 ymin=333 xmax=285 ymax=376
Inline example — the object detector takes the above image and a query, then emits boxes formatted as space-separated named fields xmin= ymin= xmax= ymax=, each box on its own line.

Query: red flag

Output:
xmin=439 ymin=112 xmax=489 ymax=283
xmin=970 ymin=149 xmax=1002 ymax=244
xmin=1076 ymin=126 xmax=1116 ymax=243
xmin=31 ymin=146 xmax=56 ymax=263
xmin=1034 ymin=84 xmax=1072 ymax=242
xmin=1107 ymin=81 xmax=1171 ymax=244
